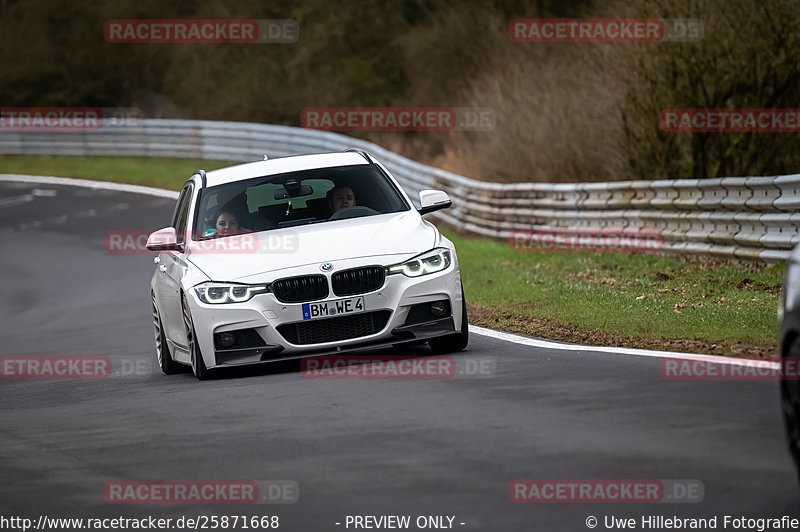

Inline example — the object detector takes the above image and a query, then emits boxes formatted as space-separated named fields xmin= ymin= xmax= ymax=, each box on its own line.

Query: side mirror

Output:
xmin=146 ymin=227 xmax=183 ymax=252
xmin=418 ymin=190 xmax=452 ymax=215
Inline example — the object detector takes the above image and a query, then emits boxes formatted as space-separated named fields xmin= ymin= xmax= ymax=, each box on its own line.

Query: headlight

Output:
xmin=389 ymin=248 xmax=452 ymax=277
xmin=194 ymin=283 xmax=268 ymax=304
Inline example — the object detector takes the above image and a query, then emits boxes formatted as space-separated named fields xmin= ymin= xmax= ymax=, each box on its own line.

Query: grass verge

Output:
xmin=0 ymin=154 xmax=235 ymax=190
xmin=1 ymin=155 xmax=783 ymax=358
xmin=445 ymin=229 xmax=782 ymax=359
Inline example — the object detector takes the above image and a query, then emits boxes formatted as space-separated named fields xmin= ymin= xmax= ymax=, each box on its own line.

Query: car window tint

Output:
xmin=175 ymin=184 xmax=193 ymax=245
xmin=171 ymin=187 xmax=188 ymax=228
xmin=196 ymin=164 xmax=409 ymax=234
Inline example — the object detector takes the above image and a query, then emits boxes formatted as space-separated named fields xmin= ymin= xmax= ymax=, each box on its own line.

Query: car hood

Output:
xmin=185 ymin=211 xmax=437 ymax=282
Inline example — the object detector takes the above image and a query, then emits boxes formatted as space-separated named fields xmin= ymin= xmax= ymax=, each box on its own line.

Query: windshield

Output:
xmin=193 ymin=164 xmax=410 ymax=239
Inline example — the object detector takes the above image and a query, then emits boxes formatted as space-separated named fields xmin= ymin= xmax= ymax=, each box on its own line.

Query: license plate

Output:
xmin=302 ymin=296 xmax=365 ymax=320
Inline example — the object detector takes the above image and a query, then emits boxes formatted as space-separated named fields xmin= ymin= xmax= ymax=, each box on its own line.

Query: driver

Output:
xmin=327 ymin=186 xmax=356 ymax=215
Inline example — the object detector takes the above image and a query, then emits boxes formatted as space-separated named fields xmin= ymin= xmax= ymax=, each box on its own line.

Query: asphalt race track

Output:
xmin=1 ymin=178 xmax=798 ymax=530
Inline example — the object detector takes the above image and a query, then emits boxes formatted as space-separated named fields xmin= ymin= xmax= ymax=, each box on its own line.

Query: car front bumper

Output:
xmin=185 ymin=260 xmax=464 ymax=369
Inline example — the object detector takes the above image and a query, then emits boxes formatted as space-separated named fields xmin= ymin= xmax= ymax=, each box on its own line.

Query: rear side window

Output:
xmin=174 ymin=184 xmax=194 ymax=246
xmin=171 ymin=187 xmax=189 ymax=228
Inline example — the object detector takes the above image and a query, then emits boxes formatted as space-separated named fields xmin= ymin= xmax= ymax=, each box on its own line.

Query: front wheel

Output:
xmin=153 ymin=294 xmax=187 ymax=375
xmin=428 ymin=285 xmax=469 ymax=354
xmin=182 ymin=293 xmax=211 ymax=380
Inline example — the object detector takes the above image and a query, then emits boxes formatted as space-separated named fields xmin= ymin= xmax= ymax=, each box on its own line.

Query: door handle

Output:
xmin=159 ymin=265 xmax=167 ymax=273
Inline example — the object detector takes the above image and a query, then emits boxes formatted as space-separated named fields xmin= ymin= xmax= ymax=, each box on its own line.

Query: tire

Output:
xmin=428 ymin=285 xmax=469 ymax=354
xmin=182 ymin=293 xmax=211 ymax=380
xmin=781 ymin=334 xmax=800 ymax=483
xmin=152 ymin=294 xmax=186 ymax=375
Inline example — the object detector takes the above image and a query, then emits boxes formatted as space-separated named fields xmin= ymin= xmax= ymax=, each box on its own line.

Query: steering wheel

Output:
xmin=328 ymin=206 xmax=380 ymax=220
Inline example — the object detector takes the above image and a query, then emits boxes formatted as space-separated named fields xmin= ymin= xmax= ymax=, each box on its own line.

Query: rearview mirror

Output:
xmin=274 ymin=179 xmax=313 ymax=199
xmin=418 ymin=190 xmax=452 ymax=215
xmin=146 ymin=227 xmax=183 ymax=252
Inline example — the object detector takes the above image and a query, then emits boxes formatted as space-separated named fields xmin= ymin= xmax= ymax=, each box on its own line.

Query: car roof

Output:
xmin=202 ymin=152 xmax=370 ymax=187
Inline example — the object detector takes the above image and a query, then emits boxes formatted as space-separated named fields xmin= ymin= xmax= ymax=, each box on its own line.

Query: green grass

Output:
xmin=0 ymin=154 xmax=236 ymax=190
xmin=0 ymin=155 xmax=783 ymax=356
xmin=445 ymin=229 xmax=783 ymax=356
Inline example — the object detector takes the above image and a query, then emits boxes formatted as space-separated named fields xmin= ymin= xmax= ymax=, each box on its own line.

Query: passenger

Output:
xmin=327 ymin=186 xmax=356 ymax=215
xmin=215 ymin=211 xmax=241 ymax=236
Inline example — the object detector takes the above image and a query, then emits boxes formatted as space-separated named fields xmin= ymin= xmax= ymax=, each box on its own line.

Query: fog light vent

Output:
xmin=215 ymin=332 xmax=237 ymax=349
xmin=430 ymin=301 xmax=448 ymax=317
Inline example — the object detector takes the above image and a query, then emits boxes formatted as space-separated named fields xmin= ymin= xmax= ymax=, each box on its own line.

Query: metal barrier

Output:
xmin=1 ymin=119 xmax=798 ymax=261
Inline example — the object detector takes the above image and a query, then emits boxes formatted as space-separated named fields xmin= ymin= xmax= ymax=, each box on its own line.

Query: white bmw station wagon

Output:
xmin=147 ymin=149 xmax=468 ymax=379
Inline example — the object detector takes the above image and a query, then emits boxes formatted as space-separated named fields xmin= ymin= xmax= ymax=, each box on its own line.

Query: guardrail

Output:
xmin=1 ymin=119 xmax=798 ymax=261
